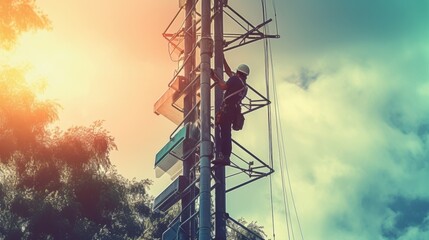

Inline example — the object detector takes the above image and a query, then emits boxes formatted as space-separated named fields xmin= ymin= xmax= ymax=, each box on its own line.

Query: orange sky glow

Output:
xmin=10 ymin=1 xmax=183 ymax=186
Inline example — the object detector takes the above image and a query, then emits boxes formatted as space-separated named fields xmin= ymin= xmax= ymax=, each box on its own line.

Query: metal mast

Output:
xmin=213 ymin=0 xmax=226 ymax=239
xmin=182 ymin=0 xmax=196 ymax=238
xmin=198 ymin=0 xmax=212 ymax=239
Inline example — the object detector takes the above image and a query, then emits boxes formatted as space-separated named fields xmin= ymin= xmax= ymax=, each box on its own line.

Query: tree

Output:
xmin=0 ymin=1 xmax=175 ymax=238
xmin=0 ymin=0 xmax=51 ymax=49
xmin=227 ymin=218 xmax=267 ymax=240
xmin=0 ymin=72 xmax=177 ymax=239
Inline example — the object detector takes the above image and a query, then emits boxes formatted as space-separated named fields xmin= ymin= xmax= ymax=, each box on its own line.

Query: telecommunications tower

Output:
xmin=152 ymin=0 xmax=279 ymax=239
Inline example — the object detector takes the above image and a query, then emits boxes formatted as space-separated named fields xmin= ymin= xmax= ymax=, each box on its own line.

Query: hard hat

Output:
xmin=236 ymin=64 xmax=250 ymax=76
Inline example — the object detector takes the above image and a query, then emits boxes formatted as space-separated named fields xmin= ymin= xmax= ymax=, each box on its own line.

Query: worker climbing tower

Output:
xmin=153 ymin=0 xmax=279 ymax=239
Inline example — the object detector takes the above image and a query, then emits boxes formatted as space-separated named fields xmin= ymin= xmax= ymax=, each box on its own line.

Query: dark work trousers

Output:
xmin=218 ymin=106 xmax=237 ymax=161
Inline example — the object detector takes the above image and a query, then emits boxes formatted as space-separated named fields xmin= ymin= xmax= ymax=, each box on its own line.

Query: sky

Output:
xmin=5 ymin=0 xmax=429 ymax=239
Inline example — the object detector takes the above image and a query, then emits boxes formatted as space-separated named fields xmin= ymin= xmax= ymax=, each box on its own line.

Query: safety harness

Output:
xmin=216 ymin=77 xmax=247 ymax=130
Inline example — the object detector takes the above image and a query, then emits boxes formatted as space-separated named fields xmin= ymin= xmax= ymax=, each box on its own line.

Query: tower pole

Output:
xmin=182 ymin=0 xmax=196 ymax=238
xmin=214 ymin=0 xmax=227 ymax=239
xmin=199 ymin=0 xmax=212 ymax=238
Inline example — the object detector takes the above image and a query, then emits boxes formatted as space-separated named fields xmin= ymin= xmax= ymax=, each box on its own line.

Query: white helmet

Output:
xmin=236 ymin=64 xmax=250 ymax=76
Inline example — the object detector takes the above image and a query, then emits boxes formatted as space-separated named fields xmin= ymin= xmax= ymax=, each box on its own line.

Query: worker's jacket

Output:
xmin=222 ymin=75 xmax=247 ymax=117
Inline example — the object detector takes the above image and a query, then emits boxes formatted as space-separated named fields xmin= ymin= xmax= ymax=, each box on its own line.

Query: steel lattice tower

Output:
xmin=152 ymin=1 xmax=279 ymax=239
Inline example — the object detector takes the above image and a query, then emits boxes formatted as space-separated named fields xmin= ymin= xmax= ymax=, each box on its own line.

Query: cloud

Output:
xmin=284 ymin=68 xmax=320 ymax=90
xmin=382 ymin=196 xmax=429 ymax=239
xmin=273 ymin=31 xmax=429 ymax=239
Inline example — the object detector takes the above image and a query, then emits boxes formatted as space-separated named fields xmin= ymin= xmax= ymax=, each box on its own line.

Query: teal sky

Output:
xmin=7 ymin=0 xmax=429 ymax=239
xmin=253 ymin=0 xmax=429 ymax=239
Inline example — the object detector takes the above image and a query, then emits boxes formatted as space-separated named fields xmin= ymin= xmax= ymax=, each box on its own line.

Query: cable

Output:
xmin=261 ymin=1 xmax=277 ymax=239
xmin=263 ymin=0 xmax=304 ymax=238
xmin=268 ymin=16 xmax=305 ymax=240
xmin=271 ymin=0 xmax=279 ymax=36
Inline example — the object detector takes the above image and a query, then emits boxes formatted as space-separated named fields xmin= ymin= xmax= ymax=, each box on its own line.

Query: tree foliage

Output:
xmin=0 ymin=0 xmax=51 ymax=49
xmin=227 ymin=218 xmax=267 ymax=240
xmin=0 ymin=70 xmax=176 ymax=239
